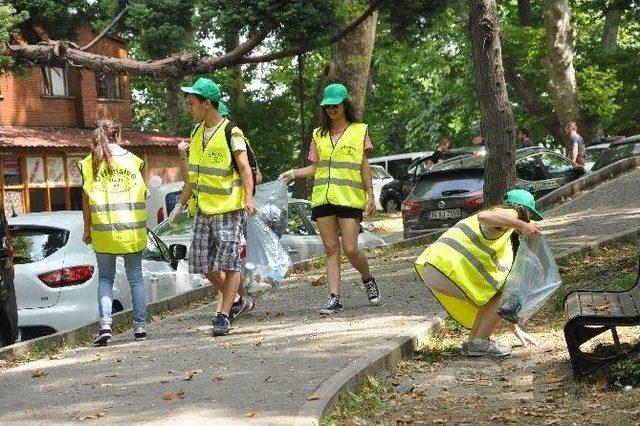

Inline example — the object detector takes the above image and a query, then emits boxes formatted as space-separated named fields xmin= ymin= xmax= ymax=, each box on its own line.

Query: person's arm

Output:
xmin=177 ymin=141 xmax=193 ymax=204
xmin=255 ymin=165 xmax=263 ymax=185
xmin=477 ymin=208 xmax=541 ymax=236
xmin=361 ymin=155 xmax=376 ymax=217
xmin=81 ymin=191 xmax=91 ymax=244
xmin=571 ymin=140 xmax=578 ymax=162
xmin=233 ymin=148 xmax=256 ymax=215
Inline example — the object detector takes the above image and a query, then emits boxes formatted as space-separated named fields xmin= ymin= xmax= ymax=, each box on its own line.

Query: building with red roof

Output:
xmin=0 ymin=27 xmax=183 ymax=214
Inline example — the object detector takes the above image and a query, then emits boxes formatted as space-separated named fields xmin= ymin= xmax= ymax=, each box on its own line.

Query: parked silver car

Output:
xmin=153 ymin=199 xmax=386 ymax=263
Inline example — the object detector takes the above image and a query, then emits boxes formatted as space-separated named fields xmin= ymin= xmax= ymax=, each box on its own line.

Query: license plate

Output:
xmin=428 ymin=208 xmax=461 ymax=220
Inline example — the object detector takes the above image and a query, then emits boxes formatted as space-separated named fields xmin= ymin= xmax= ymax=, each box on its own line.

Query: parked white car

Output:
xmin=9 ymin=211 xmax=192 ymax=340
xmin=146 ymin=181 xmax=184 ymax=228
xmin=153 ymin=198 xmax=386 ymax=264
xmin=370 ymin=165 xmax=394 ymax=211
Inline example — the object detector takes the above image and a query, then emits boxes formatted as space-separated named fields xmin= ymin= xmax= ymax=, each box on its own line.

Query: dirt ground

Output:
xmin=362 ymin=212 xmax=403 ymax=234
xmin=324 ymin=241 xmax=640 ymax=426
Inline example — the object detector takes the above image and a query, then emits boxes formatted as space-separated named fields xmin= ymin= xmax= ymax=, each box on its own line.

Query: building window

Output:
xmin=41 ymin=66 xmax=68 ymax=96
xmin=96 ymin=72 xmax=122 ymax=99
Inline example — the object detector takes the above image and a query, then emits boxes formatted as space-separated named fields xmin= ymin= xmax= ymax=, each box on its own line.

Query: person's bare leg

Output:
xmin=469 ymin=293 xmax=502 ymax=340
xmin=338 ymin=217 xmax=370 ymax=279
xmin=316 ymin=216 xmax=341 ymax=295
xmin=219 ymin=271 xmax=242 ymax=316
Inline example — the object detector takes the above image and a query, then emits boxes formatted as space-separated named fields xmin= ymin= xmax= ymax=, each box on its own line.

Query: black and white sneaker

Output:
xmin=134 ymin=326 xmax=147 ymax=341
xmin=363 ymin=277 xmax=380 ymax=305
xmin=93 ymin=326 xmax=112 ymax=346
xmin=319 ymin=294 xmax=343 ymax=315
xmin=212 ymin=313 xmax=231 ymax=336
xmin=230 ymin=297 xmax=255 ymax=323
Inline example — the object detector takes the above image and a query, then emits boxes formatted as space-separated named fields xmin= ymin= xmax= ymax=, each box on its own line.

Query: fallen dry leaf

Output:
xmin=32 ymin=370 xmax=47 ymax=378
xmin=309 ymin=275 xmax=327 ymax=287
xmin=184 ymin=372 xmax=194 ymax=381
xmin=160 ymin=379 xmax=170 ymax=384
xmin=245 ymin=412 xmax=257 ymax=418
xmin=177 ymin=388 xmax=186 ymax=399
xmin=49 ymin=354 xmax=65 ymax=360
xmin=306 ymin=394 xmax=320 ymax=401
xmin=212 ymin=375 xmax=224 ymax=382
xmin=78 ymin=412 xmax=106 ymax=420
xmin=161 ymin=392 xmax=174 ymax=401
xmin=589 ymin=302 xmax=611 ymax=313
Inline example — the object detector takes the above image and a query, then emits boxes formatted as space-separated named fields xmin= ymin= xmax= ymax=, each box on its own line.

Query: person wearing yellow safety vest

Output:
xmin=79 ymin=118 xmax=148 ymax=346
xmin=279 ymin=83 xmax=380 ymax=315
xmin=174 ymin=98 xmax=261 ymax=323
xmin=168 ymin=77 xmax=256 ymax=337
xmin=414 ymin=189 xmax=543 ymax=357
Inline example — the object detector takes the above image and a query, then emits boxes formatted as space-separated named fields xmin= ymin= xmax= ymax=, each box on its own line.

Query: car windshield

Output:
xmin=9 ymin=227 xmax=67 ymax=264
xmin=371 ymin=167 xmax=392 ymax=180
xmin=431 ymin=154 xmax=484 ymax=171
xmin=411 ymin=173 xmax=484 ymax=199
xmin=585 ymin=147 xmax=608 ymax=162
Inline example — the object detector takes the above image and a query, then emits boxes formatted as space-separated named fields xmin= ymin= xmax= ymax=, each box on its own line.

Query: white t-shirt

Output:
xmin=203 ymin=122 xmax=246 ymax=152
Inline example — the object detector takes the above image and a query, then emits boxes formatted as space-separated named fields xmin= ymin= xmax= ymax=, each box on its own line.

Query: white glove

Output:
xmin=278 ymin=170 xmax=295 ymax=181
xmin=512 ymin=325 xmax=540 ymax=346
xmin=167 ymin=203 xmax=185 ymax=224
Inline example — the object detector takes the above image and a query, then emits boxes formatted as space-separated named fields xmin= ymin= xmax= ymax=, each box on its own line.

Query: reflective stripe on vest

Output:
xmin=187 ymin=120 xmax=245 ymax=215
xmin=311 ymin=123 xmax=367 ymax=209
xmin=79 ymin=152 xmax=147 ymax=255
xmin=414 ymin=213 xmax=514 ymax=326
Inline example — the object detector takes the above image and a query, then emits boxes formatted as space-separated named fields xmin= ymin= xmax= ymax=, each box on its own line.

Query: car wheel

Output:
xmin=385 ymin=197 xmax=400 ymax=212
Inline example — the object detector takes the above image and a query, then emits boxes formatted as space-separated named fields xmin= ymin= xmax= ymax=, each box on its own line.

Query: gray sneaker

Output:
xmin=462 ymin=338 xmax=511 ymax=357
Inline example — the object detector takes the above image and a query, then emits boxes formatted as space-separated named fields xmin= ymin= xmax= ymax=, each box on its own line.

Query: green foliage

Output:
xmin=0 ymin=3 xmax=28 ymax=70
xmin=9 ymin=0 xmax=92 ymax=43
xmin=609 ymin=352 xmax=640 ymax=387
xmin=577 ymin=65 xmax=623 ymax=121
xmin=321 ymin=375 xmax=389 ymax=426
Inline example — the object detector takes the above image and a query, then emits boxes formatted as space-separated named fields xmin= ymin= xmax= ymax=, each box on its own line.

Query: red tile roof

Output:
xmin=0 ymin=126 xmax=185 ymax=149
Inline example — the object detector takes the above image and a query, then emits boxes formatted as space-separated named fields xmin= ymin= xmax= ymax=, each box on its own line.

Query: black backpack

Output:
xmin=224 ymin=121 xmax=258 ymax=195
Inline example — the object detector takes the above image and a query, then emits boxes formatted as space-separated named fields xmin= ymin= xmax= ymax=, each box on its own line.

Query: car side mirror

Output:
xmin=169 ymin=244 xmax=187 ymax=261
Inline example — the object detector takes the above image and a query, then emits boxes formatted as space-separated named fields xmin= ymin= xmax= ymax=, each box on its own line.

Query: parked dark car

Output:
xmin=591 ymin=135 xmax=640 ymax=171
xmin=0 ymin=204 xmax=18 ymax=347
xmin=401 ymin=147 xmax=585 ymax=238
xmin=380 ymin=146 xmax=485 ymax=212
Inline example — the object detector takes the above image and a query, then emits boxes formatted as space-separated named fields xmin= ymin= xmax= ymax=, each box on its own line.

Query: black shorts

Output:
xmin=311 ymin=203 xmax=363 ymax=222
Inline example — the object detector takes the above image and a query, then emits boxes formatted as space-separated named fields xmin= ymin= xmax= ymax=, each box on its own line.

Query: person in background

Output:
xmin=564 ymin=121 xmax=586 ymax=166
xmin=425 ymin=139 xmax=451 ymax=170
xmin=518 ymin=128 xmax=533 ymax=148
xmin=279 ymin=82 xmax=380 ymax=315
xmin=415 ymin=189 xmax=542 ymax=357
xmin=169 ymin=77 xmax=256 ymax=336
xmin=79 ymin=118 xmax=148 ymax=345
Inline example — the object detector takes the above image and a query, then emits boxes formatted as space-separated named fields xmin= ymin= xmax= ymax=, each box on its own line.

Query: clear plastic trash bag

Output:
xmin=243 ymin=213 xmax=292 ymax=295
xmin=497 ymin=235 xmax=562 ymax=324
xmin=254 ymin=180 xmax=289 ymax=238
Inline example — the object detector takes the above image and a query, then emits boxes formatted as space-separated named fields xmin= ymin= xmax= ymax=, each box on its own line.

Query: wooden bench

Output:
xmin=563 ymin=250 xmax=640 ymax=378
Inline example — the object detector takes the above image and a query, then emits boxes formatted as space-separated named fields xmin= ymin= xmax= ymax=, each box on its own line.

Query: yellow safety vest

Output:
xmin=414 ymin=213 xmax=514 ymax=328
xmin=311 ymin=123 xmax=367 ymax=209
xmin=79 ymin=152 xmax=147 ymax=254
xmin=187 ymin=119 xmax=245 ymax=215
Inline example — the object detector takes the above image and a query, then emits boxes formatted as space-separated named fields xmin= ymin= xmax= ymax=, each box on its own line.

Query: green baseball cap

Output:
xmin=218 ymin=101 xmax=230 ymax=116
xmin=181 ymin=77 xmax=221 ymax=102
xmin=320 ymin=83 xmax=349 ymax=106
xmin=504 ymin=189 xmax=543 ymax=220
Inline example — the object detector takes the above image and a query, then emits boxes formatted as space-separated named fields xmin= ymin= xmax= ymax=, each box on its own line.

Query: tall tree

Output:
xmin=469 ymin=0 xmax=516 ymax=205
xmin=518 ymin=0 xmax=533 ymax=26
xmin=602 ymin=0 xmax=631 ymax=51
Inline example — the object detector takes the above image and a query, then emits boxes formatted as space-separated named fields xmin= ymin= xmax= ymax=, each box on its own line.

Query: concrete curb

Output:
xmin=554 ymin=226 xmax=640 ymax=262
xmin=0 ymin=285 xmax=216 ymax=360
xmin=538 ymin=157 xmax=640 ymax=211
xmin=292 ymin=317 xmax=445 ymax=426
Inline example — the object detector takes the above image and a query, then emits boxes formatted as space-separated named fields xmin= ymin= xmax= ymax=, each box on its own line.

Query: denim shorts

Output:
xmin=188 ymin=209 xmax=246 ymax=273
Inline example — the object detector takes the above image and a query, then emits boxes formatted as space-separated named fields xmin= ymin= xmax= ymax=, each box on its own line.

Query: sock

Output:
xmin=232 ymin=296 xmax=243 ymax=307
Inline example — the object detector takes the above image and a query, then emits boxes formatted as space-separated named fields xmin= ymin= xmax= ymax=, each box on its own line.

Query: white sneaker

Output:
xmin=462 ymin=338 xmax=510 ymax=357
xmin=134 ymin=326 xmax=147 ymax=341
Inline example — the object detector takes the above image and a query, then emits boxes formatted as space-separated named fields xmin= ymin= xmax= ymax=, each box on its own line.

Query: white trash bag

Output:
xmin=243 ymin=213 xmax=292 ymax=295
xmin=254 ymin=180 xmax=289 ymax=238
xmin=497 ymin=235 xmax=562 ymax=324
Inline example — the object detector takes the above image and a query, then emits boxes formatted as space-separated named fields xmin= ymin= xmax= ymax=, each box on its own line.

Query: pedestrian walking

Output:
xmin=425 ymin=139 xmax=450 ymax=170
xmin=564 ymin=121 xmax=586 ymax=166
xmin=518 ymin=128 xmax=533 ymax=148
xmin=279 ymin=82 xmax=380 ymax=314
xmin=415 ymin=189 xmax=542 ymax=357
xmin=169 ymin=77 xmax=256 ymax=336
xmin=79 ymin=118 xmax=148 ymax=345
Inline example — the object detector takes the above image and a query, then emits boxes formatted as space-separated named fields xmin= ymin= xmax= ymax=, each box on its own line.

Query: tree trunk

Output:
xmin=469 ymin=0 xmax=517 ymax=206
xmin=165 ymin=77 xmax=185 ymax=134
xmin=323 ymin=3 xmax=378 ymax=120
xmin=602 ymin=0 xmax=629 ymax=51
xmin=517 ymin=0 xmax=533 ymax=26
xmin=224 ymin=30 xmax=246 ymax=115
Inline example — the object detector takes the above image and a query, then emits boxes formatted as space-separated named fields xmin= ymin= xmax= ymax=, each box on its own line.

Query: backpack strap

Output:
xmin=225 ymin=120 xmax=240 ymax=173
xmin=190 ymin=122 xmax=203 ymax=139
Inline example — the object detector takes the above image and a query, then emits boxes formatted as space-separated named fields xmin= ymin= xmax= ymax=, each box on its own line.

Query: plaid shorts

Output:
xmin=188 ymin=209 xmax=246 ymax=274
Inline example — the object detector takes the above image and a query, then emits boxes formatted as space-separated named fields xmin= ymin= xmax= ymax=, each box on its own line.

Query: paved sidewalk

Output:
xmin=0 ymin=168 xmax=638 ymax=425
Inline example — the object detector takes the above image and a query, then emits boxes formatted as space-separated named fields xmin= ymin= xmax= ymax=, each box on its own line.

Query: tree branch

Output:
xmin=8 ymin=1 xmax=386 ymax=77
xmin=81 ymin=5 xmax=129 ymax=51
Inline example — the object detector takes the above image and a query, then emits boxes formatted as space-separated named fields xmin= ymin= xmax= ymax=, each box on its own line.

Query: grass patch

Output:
xmin=321 ymin=375 xmax=389 ymax=426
